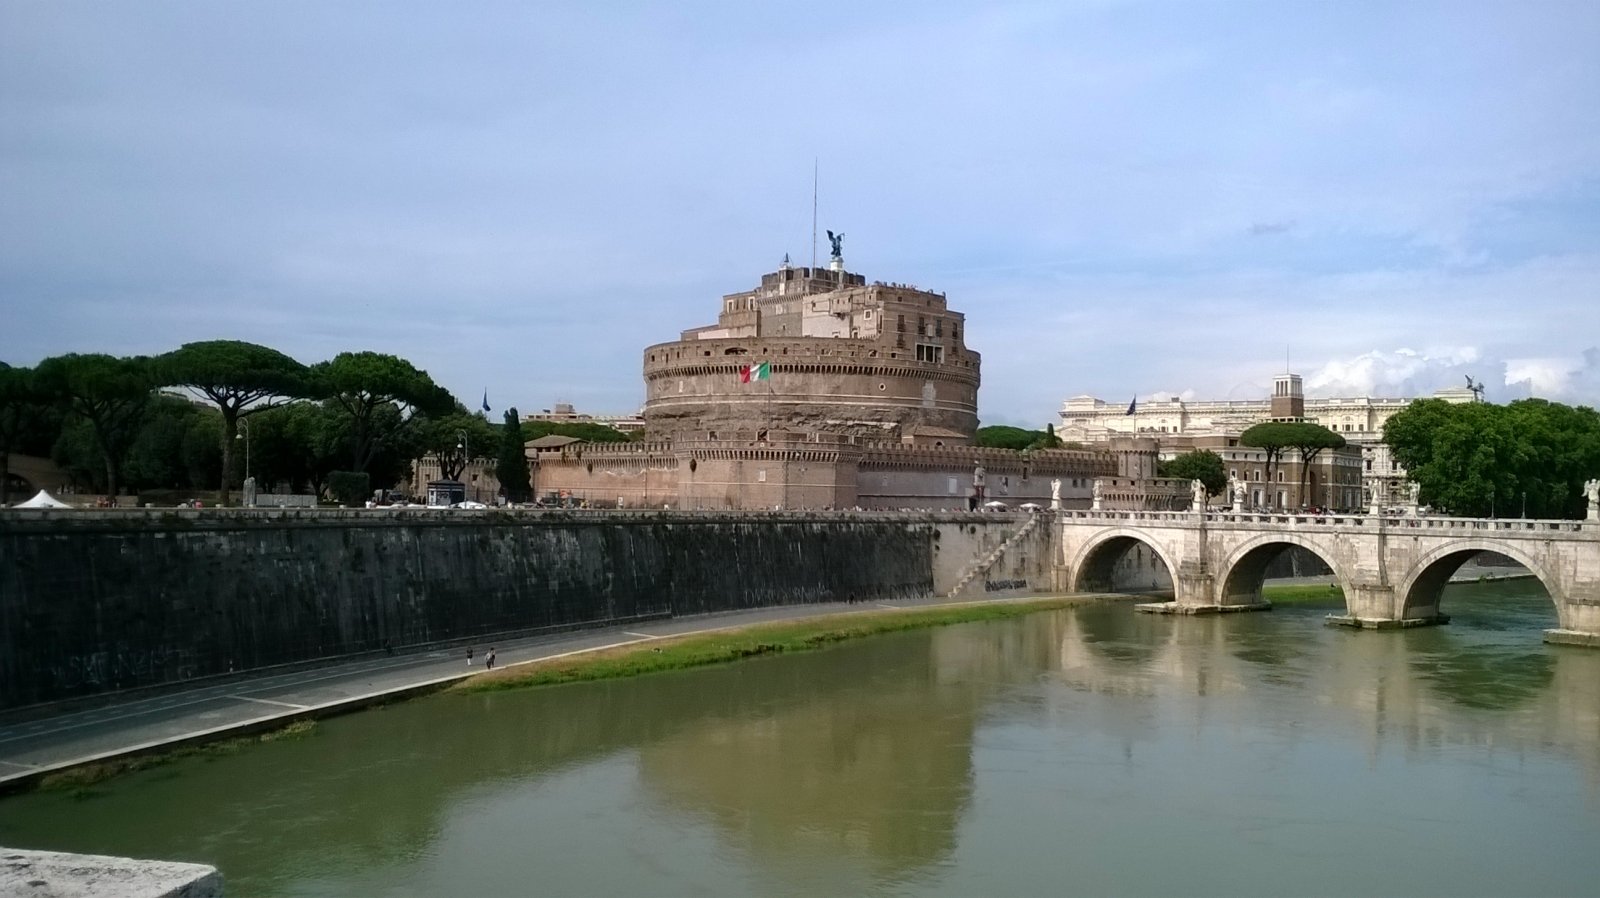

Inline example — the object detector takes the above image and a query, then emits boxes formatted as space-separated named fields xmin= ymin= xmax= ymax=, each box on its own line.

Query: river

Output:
xmin=2 ymin=579 xmax=1597 ymax=896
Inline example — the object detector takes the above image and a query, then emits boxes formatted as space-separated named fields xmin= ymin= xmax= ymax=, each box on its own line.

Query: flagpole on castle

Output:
xmin=810 ymin=158 xmax=818 ymax=275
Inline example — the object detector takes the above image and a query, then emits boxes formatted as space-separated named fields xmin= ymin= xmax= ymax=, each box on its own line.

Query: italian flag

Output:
xmin=741 ymin=362 xmax=770 ymax=383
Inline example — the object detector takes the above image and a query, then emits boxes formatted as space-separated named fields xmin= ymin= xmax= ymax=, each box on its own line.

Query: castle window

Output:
xmin=897 ymin=315 xmax=905 ymax=332
xmin=952 ymin=326 xmax=959 ymax=343
xmin=935 ymin=319 xmax=943 ymax=337
xmin=916 ymin=344 xmax=944 ymax=363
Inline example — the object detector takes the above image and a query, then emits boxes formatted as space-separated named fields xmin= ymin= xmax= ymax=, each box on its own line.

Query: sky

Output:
xmin=3 ymin=1 xmax=1598 ymax=427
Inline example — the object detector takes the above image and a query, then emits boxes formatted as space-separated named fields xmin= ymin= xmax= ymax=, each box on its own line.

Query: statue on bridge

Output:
xmin=1091 ymin=479 xmax=1103 ymax=511
xmin=1050 ymin=478 xmax=1062 ymax=510
xmin=1191 ymin=478 xmax=1207 ymax=512
xmin=1586 ymin=478 xmax=1600 ymax=521
xmin=1229 ymin=476 xmax=1246 ymax=513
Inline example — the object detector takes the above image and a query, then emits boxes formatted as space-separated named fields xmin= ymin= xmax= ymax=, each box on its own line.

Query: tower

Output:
xmin=1270 ymin=373 xmax=1304 ymax=421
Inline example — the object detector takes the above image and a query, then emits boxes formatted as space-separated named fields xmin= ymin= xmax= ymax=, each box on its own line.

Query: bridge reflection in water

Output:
xmin=1056 ymin=509 xmax=1600 ymax=645
xmin=2 ymin=585 xmax=1595 ymax=896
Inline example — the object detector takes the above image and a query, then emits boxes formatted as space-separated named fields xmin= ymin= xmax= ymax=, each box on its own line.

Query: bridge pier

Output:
xmin=1325 ymin=583 xmax=1449 ymax=630
xmin=1544 ymin=584 xmax=1600 ymax=646
xmin=1134 ymin=561 xmax=1270 ymax=616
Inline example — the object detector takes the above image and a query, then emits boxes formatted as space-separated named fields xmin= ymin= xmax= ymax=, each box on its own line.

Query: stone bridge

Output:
xmin=1054 ymin=509 xmax=1600 ymax=646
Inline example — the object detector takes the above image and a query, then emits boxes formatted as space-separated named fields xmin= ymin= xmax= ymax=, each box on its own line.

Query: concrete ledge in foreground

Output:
xmin=1 ymin=847 xmax=221 ymax=897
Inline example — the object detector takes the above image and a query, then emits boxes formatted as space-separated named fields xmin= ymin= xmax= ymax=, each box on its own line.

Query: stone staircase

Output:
xmin=946 ymin=513 xmax=1046 ymax=598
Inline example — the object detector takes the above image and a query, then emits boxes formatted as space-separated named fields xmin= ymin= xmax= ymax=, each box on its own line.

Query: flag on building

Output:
xmin=1125 ymin=396 xmax=1137 ymax=415
xmin=741 ymin=362 xmax=770 ymax=383
xmin=482 ymin=390 xmax=491 ymax=414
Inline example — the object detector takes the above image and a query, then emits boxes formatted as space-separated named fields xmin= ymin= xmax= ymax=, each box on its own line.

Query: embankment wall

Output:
xmin=0 ymin=509 xmax=1050 ymax=709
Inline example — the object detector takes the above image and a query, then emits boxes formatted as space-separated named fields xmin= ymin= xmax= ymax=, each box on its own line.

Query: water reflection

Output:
xmin=0 ymin=582 xmax=1596 ymax=896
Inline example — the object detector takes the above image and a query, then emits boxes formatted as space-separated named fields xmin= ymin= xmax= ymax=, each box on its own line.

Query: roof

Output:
xmin=526 ymin=435 xmax=583 ymax=450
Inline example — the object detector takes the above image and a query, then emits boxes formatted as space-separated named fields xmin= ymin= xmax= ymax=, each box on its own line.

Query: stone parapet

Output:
xmin=0 ymin=848 xmax=221 ymax=897
xmin=857 ymin=444 xmax=1112 ymax=474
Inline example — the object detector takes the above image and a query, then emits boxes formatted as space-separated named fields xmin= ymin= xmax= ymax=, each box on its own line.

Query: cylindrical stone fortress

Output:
xmin=642 ymin=261 xmax=981 ymax=440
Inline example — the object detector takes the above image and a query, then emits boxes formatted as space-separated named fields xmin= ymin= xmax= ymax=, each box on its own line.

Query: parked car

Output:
xmin=452 ymin=500 xmax=489 ymax=510
xmin=1019 ymin=502 xmax=1045 ymax=512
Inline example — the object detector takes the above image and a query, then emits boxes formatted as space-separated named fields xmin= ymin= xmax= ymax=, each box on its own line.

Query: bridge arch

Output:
xmin=1066 ymin=528 xmax=1180 ymax=595
xmin=1395 ymin=539 xmax=1560 ymax=624
xmin=1216 ymin=532 xmax=1355 ymax=610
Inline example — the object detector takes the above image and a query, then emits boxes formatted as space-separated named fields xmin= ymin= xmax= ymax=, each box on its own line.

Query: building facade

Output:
xmin=1059 ymin=375 xmax=1477 ymax=507
xmin=642 ymin=259 xmax=980 ymax=441
xmin=530 ymin=256 xmax=1125 ymax=511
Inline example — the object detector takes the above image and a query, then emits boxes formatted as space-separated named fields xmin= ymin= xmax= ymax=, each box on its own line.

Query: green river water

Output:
xmin=2 ymin=580 xmax=1598 ymax=896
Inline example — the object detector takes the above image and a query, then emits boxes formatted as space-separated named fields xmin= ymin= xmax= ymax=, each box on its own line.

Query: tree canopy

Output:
xmin=522 ymin=420 xmax=633 ymax=444
xmin=157 ymin=340 xmax=312 ymax=504
xmin=1158 ymin=450 xmax=1227 ymax=496
xmin=419 ymin=406 xmax=501 ymax=481
xmin=0 ymin=363 xmax=42 ymax=504
xmin=1239 ymin=421 xmax=1345 ymax=509
xmin=310 ymin=352 xmax=455 ymax=472
xmin=1384 ymin=398 xmax=1600 ymax=518
xmin=34 ymin=353 xmax=155 ymax=499
xmin=975 ymin=425 xmax=1070 ymax=451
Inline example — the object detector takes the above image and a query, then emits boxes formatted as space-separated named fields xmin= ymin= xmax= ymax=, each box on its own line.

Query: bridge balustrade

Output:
xmin=1058 ymin=508 xmax=1590 ymax=535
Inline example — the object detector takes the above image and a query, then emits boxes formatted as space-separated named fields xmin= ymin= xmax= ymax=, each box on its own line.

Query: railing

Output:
xmin=1056 ymin=508 xmax=1593 ymax=535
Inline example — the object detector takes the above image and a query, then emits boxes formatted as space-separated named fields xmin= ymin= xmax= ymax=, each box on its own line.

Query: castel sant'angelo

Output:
xmin=534 ymin=241 xmax=1164 ymax=510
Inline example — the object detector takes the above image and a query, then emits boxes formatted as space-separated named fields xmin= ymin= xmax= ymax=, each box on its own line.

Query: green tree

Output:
xmin=522 ymin=420 xmax=632 ymax=445
xmin=1158 ymin=450 xmax=1227 ymax=496
xmin=1240 ymin=421 xmax=1346 ymax=509
xmin=123 ymin=395 xmax=215 ymax=491
xmin=497 ymin=407 xmax=532 ymax=502
xmin=309 ymin=352 xmax=455 ymax=473
xmin=1385 ymin=398 xmax=1600 ymax=518
xmin=0 ymin=363 xmax=44 ymax=504
xmin=975 ymin=425 xmax=1041 ymax=450
xmin=157 ymin=340 xmax=311 ymax=505
xmin=34 ymin=354 xmax=155 ymax=499
xmin=263 ymin=401 xmax=348 ymax=497
xmin=420 ymin=406 xmax=502 ymax=481
xmin=1284 ymin=423 xmax=1346 ymax=506
xmin=1239 ymin=421 xmax=1294 ymax=507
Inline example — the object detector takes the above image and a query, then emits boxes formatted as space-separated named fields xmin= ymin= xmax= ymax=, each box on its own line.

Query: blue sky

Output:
xmin=3 ymin=0 xmax=1597 ymax=426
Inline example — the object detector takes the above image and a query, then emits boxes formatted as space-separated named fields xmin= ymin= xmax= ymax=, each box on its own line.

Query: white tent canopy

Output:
xmin=14 ymin=490 xmax=72 ymax=509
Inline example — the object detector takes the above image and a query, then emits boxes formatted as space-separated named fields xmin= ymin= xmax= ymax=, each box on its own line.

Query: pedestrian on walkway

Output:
xmin=467 ymin=646 xmax=474 ymax=666
xmin=485 ymin=647 xmax=496 ymax=670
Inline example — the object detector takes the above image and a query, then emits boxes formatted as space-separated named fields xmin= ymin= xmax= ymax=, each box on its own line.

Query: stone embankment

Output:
xmin=0 ymin=508 xmax=1053 ymax=709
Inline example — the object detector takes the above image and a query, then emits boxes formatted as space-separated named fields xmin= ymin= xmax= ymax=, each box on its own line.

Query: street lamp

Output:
xmin=234 ymin=420 xmax=251 ymax=484
xmin=456 ymin=429 xmax=469 ymax=499
xmin=1521 ymin=491 xmax=1527 ymax=519
xmin=234 ymin=420 xmax=252 ymax=507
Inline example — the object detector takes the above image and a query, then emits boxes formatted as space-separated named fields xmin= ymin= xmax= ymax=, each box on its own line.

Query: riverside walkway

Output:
xmin=0 ymin=593 xmax=1061 ymax=793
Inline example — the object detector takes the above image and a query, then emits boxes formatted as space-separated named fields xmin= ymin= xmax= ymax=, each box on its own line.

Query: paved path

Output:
xmin=0 ymin=593 xmax=1063 ymax=793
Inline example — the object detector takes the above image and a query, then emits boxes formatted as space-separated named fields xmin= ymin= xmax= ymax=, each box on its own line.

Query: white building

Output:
xmin=1057 ymin=380 xmax=1478 ymax=507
